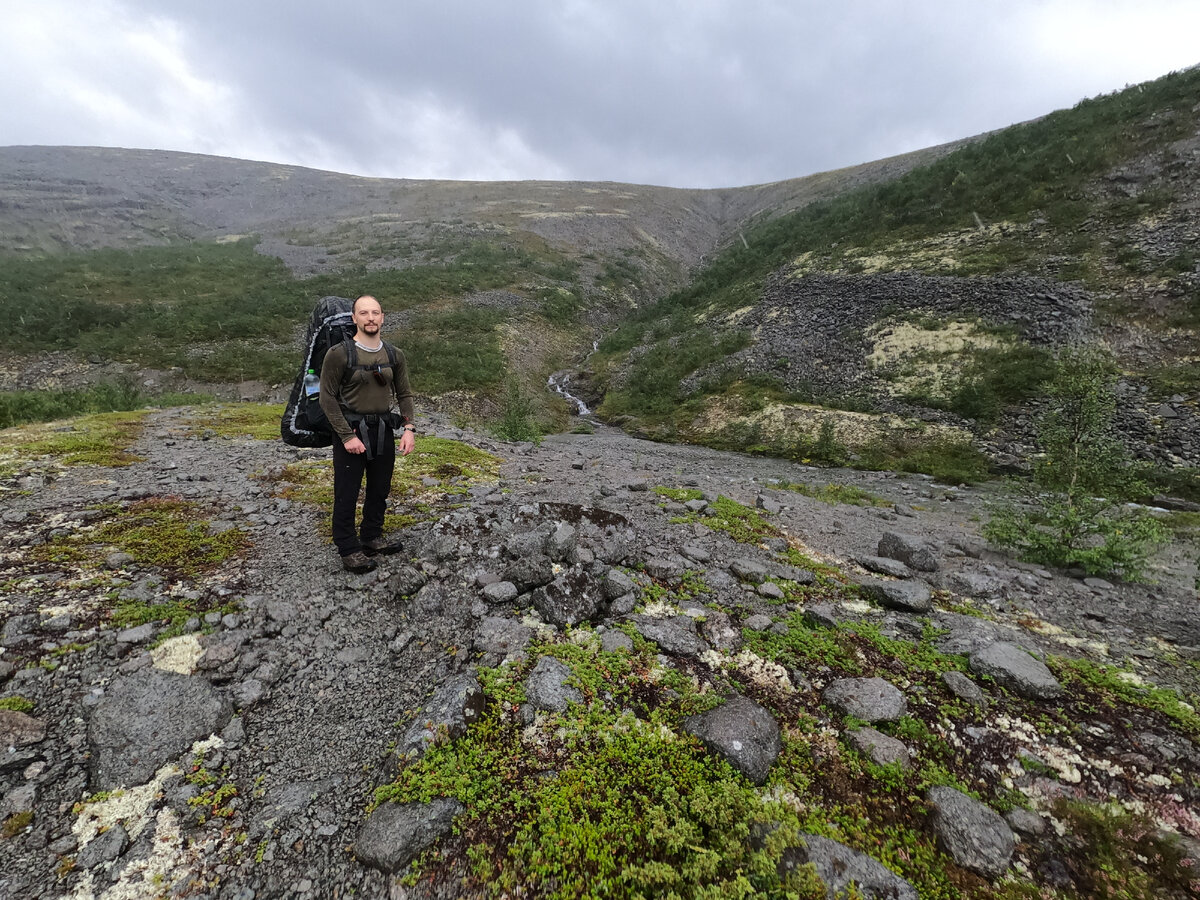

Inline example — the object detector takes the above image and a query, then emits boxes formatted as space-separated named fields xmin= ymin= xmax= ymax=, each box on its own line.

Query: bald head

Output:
xmin=352 ymin=295 xmax=384 ymax=343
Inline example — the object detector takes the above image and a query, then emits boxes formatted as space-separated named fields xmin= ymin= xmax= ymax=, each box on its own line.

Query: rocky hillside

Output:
xmin=1 ymin=404 xmax=1198 ymax=898
xmin=593 ymin=67 xmax=1200 ymax=472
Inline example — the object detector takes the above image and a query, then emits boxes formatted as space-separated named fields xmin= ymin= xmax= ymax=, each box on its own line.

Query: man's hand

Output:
xmin=399 ymin=429 xmax=415 ymax=456
xmin=343 ymin=436 xmax=367 ymax=454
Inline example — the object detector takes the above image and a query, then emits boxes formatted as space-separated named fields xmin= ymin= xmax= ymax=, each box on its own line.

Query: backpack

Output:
xmin=280 ymin=296 xmax=403 ymax=447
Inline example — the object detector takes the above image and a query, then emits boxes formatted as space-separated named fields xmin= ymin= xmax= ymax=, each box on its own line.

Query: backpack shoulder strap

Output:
xmin=383 ymin=341 xmax=398 ymax=367
xmin=341 ymin=335 xmax=357 ymax=375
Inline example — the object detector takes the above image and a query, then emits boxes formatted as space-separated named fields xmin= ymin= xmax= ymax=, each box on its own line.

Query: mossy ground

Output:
xmin=0 ymin=409 xmax=149 ymax=480
xmin=182 ymin=403 xmax=285 ymax=440
xmin=265 ymin=437 xmax=501 ymax=535
xmin=375 ymin=605 xmax=1200 ymax=898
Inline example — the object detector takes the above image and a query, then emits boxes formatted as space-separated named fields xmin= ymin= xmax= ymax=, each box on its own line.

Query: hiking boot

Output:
xmin=341 ymin=551 xmax=378 ymax=574
xmin=362 ymin=534 xmax=404 ymax=556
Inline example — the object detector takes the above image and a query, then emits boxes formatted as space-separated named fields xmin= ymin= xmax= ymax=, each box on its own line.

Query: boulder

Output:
xmin=0 ymin=710 xmax=46 ymax=748
xmin=700 ymin=611 xmax=742 ymax=653
xmin=628 ymin=615 xmax=710 ymax=658
xmin=530 ymin=574 xmax=601 ymax=627
xmin=878 ymin=532 xmax=939 ymax=572
xmin=858 ymin=555 xmax=912 ymax=578
xmin=858 ymin=577 xmax=932 ymax=613
xmin=927 ymin=785 xmax=1015 ymax=877
xmin=823 ymin=677 xmax=907 ymax=723
xmin=942 ymin=671 xmax=986 ymax=709
xmin=683 ymin=696 xmax=781 ymax=784
xmin=473 ymin=617 xmax=534 ymax=667
xmin=88 ymin=670 xmax=233 ymax=790
xmin=969 ymin=642 xmax=1063 ymax=700
xmin=847 ymin=726 xmax=911 ymax=769
xmin=355 ymin=798 xmax=463 ymax=874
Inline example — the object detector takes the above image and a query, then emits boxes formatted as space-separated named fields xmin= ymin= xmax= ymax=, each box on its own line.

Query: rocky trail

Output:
xmin=1 ymin=406 xmax=1199 ymax=899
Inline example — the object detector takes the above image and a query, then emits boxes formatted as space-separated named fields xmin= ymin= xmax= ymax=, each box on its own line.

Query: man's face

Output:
xmin=353 ymin=297 xmax=383 ymax=336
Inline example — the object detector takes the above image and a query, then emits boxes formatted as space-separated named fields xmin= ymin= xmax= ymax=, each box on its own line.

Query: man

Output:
xmin=319 ymin=295 xmax=416 ymax=573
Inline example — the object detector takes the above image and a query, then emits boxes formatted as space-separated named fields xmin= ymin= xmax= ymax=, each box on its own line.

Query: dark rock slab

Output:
xmin=823 ymin=677 xmax=907 ymax=723
xmin=858 ymin=577 xmax=932 ymax=613
xmin=355 ymin=798 xmax=463 ymax=874
xmin=683 ymin=696 xmax=780 ymax=784
xmin=927 ymin=785 xmax=1015 ymax=877
xmin=628 ymin=615 xmax=710 ymax=658
xmin=397 ymin=674 xmax=486 ymax=759
xmin=969 ymin=642 xmax=1062 ymax=700
xmin=76 ymin=822 xmax=129 ymax=870
xmin=779 ymin=833 xmax=918 ymax=900
xmin=942 ymin=671 xmax=986 ymax=709
xmin=88 ymin=670 xmax=233 ymax=790
xmin=700 ymin=610 xmax=742 ymax=653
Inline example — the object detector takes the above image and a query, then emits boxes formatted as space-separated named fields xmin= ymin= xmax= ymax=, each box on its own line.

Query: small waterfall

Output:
xmin=548 ymin=373 xmax=591 ymax=416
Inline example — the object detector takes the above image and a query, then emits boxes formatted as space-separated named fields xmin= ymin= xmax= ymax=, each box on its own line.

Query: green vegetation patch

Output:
xmin=0 ymin=378 xmax=205 ymax=430
xmin=183 ymin=402 xmax=285 ymax=440
xmin=0 ymin=409 xmax=149 ymax=479
xmin=0 ymin=696 xmax=34 ymax=713
xmin=1052 ymin=657 xmax=1200 ymax=739
xmin=781 ymin=481 xmax=891 ymax=508
xmin=668 ymin=494 xmax=781 ymax=545
xmin=34 ymin=497 xmax=249 ymax=577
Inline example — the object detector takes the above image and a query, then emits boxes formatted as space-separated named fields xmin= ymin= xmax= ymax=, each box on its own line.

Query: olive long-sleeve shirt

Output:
xmin=318 ymin=341 xmax=415 ymax=444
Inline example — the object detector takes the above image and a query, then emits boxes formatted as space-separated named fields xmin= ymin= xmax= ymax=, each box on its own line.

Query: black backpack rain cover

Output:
xmin=280 ymin=296 xmax=356 ymax=447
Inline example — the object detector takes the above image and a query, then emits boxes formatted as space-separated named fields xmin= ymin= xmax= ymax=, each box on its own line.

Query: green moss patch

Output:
xmin=781 ymin=481 xmax=892 ymax=508
xmin=184 ymin=402 xmax=285 ymax=440
xmin=34 ymin=497 xmax=249 ymax=577
xmin=0 ymin=409 xmax=149 ymax=479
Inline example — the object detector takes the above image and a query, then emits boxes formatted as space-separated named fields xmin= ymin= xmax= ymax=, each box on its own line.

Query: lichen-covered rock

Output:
xmin=779 ymin=833 xmax=918 ymax=899
xmin=858 ymin=577 xmax=932 ymax=612
xmin=823 ymin=677 xmax=907 ymax=723
xmin=927 ymin=785 xmax=1015 ymax=877
xmin=397 ymin=674 xmax=486 ymax=759
xmin=878 ymin=532 xmax=939 ymax=572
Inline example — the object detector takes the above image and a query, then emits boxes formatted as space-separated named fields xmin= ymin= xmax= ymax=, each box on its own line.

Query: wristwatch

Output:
xmin=402 ymin=425 xmax=417 ymax=433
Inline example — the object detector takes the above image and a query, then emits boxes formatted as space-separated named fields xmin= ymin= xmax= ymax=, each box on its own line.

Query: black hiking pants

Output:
xmin=331 ymin=426 xmax=395 ymax=556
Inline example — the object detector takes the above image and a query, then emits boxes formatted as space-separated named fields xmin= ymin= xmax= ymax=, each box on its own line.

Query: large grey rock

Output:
xmin=730 ymin=559 xmax=770 ymax=584
xmin=858 ymin=577 xmax=932 ymax=613
xmin=397 ymin=675 xmax=486 ymax=759
xmin=355 ymin=798 xmax=463 ymax=874
xmin=546 ymin=523 xmax=578 ymax=561
xmin=927 ymin=785 xmax=1015 ymax=877
xmin=847 ymin=726 xmax=911 ymax=769
xmin=0 ymin=710 xmax=46 ymax=748
xmin=644 ymin=553 xmax=690 ymax=582
xmin=251 ymin=779 xmax=333 ymax=834
xmin=779 ymin=833 xmax=918 ymax=900
xmin=88 ymin=670 xmax=233 ymax=790
xmin=683 ymin=696 xmax=781 ymax=784
xmin=628 ymin=615 xmax=710 ymax=658
xmin=878 ymin=532 xmax=939 ymax=572
xmin=524 ymin=656 xmax=583 ymax=715
xmin=473 ymin=617 xmax=534 ymax=667
xmin=948 ymin=571 xmax=1007 ymax=599
xmin=389 ymin=565 xmax=428 ymax=600
xmin=823 ymin=677 xmax=907 ymax=723
xmin=969 ymin=642 xmax=1062 ymax=700
xmin=530 ymin=573 xmax=601 ymax=627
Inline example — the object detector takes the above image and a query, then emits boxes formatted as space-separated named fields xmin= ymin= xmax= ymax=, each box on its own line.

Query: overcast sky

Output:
xmin=1 ymin=1 xmax=1197 ymax=189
